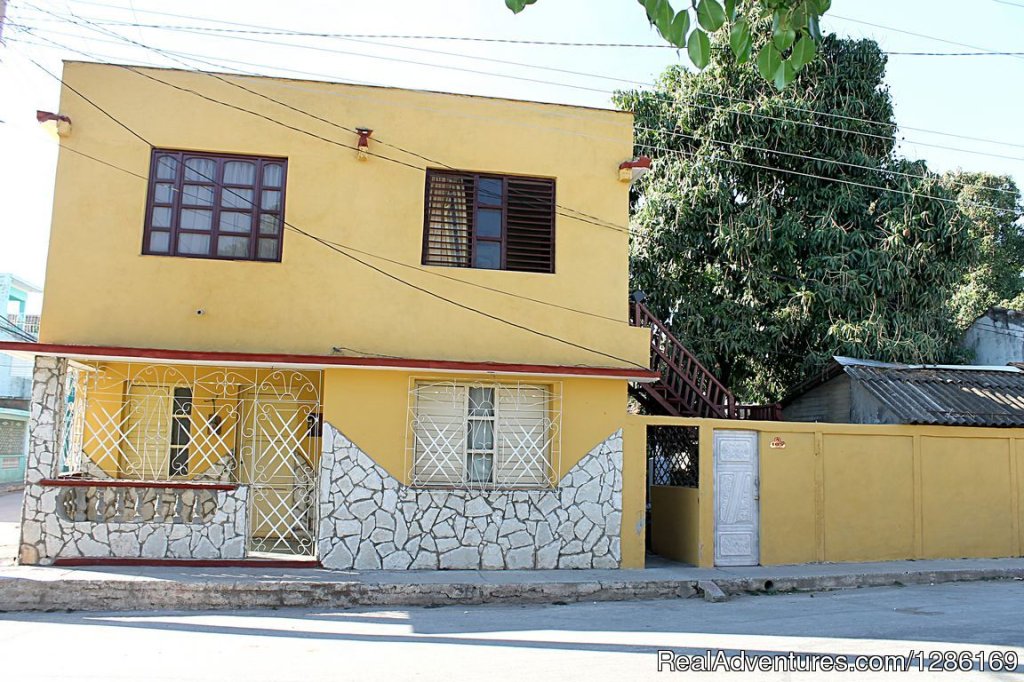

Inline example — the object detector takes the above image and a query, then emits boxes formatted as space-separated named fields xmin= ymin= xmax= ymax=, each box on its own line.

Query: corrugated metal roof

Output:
xmin=841 ymin=359 xmax=1024 ymax=427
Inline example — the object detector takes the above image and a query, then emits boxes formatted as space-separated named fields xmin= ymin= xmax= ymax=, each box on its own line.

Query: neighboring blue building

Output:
xmin=0 ymin=274 xmax=41 ymax=487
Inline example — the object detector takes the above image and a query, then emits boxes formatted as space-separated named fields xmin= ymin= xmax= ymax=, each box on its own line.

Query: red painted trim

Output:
xmin=0 ymin=341 xmax=658 ymax=380
xmin=37 ymin=110 xmax=71 ymax=124
xmin=40 ymin=477 xmax=237 ymax=491
xmin=52 ymin=557 xmax=321 ymax=569
xmin=619 ymin=156 xmax=652 ymax=170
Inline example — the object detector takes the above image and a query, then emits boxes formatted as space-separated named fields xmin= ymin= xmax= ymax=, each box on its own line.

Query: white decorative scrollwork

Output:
xmin=59 ymin=361 xmax=322 ymax=557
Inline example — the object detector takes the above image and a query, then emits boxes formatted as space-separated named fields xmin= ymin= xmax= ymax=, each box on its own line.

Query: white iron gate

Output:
xmin=60 ymin=362 xmax=322 ymax=558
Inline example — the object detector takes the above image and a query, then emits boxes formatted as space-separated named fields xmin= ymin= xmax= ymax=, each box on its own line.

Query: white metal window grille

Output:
xmin=408 ymin=380 xmax=561 ymax=489
xmin=57 ymin=362 xmax=322 ymax=557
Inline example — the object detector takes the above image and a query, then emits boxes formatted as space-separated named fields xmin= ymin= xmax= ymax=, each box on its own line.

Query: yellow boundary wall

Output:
xmin=629 ymin=416 xmax=1024 ymax=568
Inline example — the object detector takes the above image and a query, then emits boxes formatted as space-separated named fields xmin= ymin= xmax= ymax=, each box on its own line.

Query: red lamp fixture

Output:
xmin=619 ymin=156 xmax=651 ymax=183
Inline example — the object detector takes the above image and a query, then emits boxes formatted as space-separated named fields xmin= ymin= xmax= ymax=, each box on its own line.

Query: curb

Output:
xmin=2 ymin=565 xmax=1024 ymax=612
xmin=712 ymin=566 xmax=1024 ymax=597
xmin=0 ymin=578 xmax=698 ymax=612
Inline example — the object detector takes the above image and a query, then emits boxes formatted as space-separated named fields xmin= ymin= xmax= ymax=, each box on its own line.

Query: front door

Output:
xmin=713 ymin=430 xmax=759 ymax=566
xmin=238 ymin=391 xmax=317 ymax=556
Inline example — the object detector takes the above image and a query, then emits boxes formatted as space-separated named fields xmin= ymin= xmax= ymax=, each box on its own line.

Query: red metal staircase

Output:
xmin=629 ymin=299 xmax=782 ymax=420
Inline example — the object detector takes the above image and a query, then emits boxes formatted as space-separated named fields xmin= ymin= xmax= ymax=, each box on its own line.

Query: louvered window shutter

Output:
xmin=495 ymin=385 xmax=551 ymax=486
xmin=422 ymin=171 xmax=555 ymax=272
xmin=505 ymin=177 xmax=555 ymax=273
xmin=412 ymin=383 xmax=467 ymax=485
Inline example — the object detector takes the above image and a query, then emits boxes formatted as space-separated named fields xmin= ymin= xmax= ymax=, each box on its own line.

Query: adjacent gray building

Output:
xmin=782 ymin=356 xmax=1024 ymax=427
xmin=962 ymin=307 xmax=1024 ymax=366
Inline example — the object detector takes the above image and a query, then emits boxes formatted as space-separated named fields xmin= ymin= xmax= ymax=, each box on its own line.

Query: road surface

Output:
xmin=1 ymin=579 xmax=1023 ymax=680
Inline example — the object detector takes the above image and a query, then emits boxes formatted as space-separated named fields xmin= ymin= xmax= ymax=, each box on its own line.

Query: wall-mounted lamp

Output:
xmin=356 ymin=128 xmax=373 ymax=161
xmin=618 ymin=156 xmax=652 ymax=184
xmin=37 ymin=110 xmax=72 ymax=137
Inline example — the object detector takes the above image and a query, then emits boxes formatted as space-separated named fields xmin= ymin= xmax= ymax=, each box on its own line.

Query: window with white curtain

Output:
xmin=144 ymin=149 xmax=287 ymax=262
xmin=410 ymin=381 xmax=557 ymax=488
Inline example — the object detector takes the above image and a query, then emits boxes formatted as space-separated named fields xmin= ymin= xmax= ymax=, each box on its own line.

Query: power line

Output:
xmin=14 ymin=27 xmax=1021 ymax=219
xmin=0 ymin=317 xmax=38 ymax=343
xmin=829 ymin=13 xmax=1024 ymax=65
xmin=19 ymin=54 xmax=648 ymax=370
xmin=887 ymin=50 xmax=1024 ymax=56
xmin=17 ymin=5 xmax=1024 ymax=153
xmin=24 ymin=1 xmax=1024 ymax=56
xmin=17 ymin=12 xmax=632 ymax=234
xmin=16 ymin=12 xmax=1024 ymax=205
xmin=634 ymin=141 xmax=1018 ymax=217
xmin=12 ymin=101 xmax=981 ymax=368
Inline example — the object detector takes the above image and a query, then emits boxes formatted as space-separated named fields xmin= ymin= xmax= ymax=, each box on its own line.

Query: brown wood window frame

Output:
xmin=421 ymin=169 xmax=556 ymax=274
xmin=142 ymin=148 xmax=288 ymax=263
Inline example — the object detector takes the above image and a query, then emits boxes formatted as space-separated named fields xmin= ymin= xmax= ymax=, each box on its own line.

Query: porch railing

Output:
xmin=6 ymin=313 xmax=40 ymax=337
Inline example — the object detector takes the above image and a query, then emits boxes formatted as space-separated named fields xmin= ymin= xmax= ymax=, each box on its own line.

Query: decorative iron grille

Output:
xmin=57 ymin=361 xmax=322 ymax=556
xmin=406 ymin=379 xmax=562 ymax=489
xmin=647 ymin=425 xmax=699 ymax=488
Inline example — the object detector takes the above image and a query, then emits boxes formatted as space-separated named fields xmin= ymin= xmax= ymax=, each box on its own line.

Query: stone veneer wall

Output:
xmin=317 ymin=423 xmax=623 ymax=570
xmin=18 ymin=356 xmax=248 ymax=565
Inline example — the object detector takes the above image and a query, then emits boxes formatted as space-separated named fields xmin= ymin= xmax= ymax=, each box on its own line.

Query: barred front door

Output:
xmin=238 ymin=389 xmax=318 ymax=557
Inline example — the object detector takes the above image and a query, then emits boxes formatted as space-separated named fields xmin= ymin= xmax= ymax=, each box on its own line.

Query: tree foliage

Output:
xmin=504 ymin=0 xmax=831 ymax=88
xmin=614 ymin=32 xmax=1010 ymax=401
xmin=943 ymin=172 xmax=1024 ymax=329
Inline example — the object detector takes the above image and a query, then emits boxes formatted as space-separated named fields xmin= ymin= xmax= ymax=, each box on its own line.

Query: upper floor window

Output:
xmin=422 ymin=170 xmax=555 ymax=273
xmin=143 ymin=149 xmax=287 ymax=262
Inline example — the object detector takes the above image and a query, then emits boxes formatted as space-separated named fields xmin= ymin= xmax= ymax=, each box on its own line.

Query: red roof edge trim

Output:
xmin=0 ymin=341 xmax=658 ymax=381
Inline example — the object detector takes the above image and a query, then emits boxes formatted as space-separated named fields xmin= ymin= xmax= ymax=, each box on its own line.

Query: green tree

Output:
xmin=943 ymin=172 xmax=1024 ymax=330
xmin=615 ymin=34 xmax=979 ymax=401
xmin=505 ymin=0 xmax=831 ymax=88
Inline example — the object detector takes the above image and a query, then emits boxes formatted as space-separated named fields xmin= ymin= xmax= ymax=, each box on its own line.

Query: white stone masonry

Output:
xmin=317 ymin=423 xmax=623 ymax=570
xmin=18 ymin=356 xmax=249 ymax=564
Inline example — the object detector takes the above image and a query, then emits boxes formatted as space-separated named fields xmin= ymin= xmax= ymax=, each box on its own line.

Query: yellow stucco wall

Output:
xmin=650 ymin=486 xmax=699 ymax=565
xmin=41 ymin=62 xmax=648 ymax=370
xmin=630 ymin=416 xmax=1024 ymax=568
xmin=323 ymin=369 xmax=645 ymax=568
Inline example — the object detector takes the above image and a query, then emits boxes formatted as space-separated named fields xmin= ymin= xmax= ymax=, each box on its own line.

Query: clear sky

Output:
xmin=0 ymin=0 xmax=1022 ymax=298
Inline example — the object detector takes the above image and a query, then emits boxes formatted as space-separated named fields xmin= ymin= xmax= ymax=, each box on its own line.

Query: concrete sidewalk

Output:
xmin=3 ymin=556 xmax=1024 ymax=612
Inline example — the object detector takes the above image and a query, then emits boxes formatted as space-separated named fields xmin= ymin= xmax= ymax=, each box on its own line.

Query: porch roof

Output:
xmin=0 ymin=341 xmax=659 ymax=382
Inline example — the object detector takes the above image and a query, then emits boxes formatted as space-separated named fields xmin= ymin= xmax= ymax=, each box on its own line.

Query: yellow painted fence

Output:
xmin=628 ymin=416 xmax=1024 ymax=568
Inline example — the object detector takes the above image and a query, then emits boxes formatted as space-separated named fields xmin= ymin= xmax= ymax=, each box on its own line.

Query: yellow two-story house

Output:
xmin=8 ymin=61 xmax=657 ymax=570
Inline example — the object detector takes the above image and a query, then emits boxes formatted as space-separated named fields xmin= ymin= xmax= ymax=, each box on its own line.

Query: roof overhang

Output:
xmin=0 ymin=341 xmax=659 ymax=382
xmin=4 ymin=274 xmax=42 ymax=295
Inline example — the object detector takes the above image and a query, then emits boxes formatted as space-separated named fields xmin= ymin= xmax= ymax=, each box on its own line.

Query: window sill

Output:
xmin=407 ymin=483 xmax=555 ymax=492
xmin=419 ymin=263 xmax=556 ymax=276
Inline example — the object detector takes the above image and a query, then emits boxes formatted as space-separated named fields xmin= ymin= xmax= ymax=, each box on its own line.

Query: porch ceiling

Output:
xmin=0 ymin=341 xmax=659 ymax=382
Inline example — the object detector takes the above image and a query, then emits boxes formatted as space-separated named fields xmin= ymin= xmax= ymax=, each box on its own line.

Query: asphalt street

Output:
xmin=1 ymin=579 xmax=1023 ymax=681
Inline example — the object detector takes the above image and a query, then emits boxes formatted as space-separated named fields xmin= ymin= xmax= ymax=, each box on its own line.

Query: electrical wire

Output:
xmin=10 ymin=112 xmax=964 ymax=368
xmin=15 ymin=16 xmax=633 ymax=233
xmin=0 ymin=317 xmax=39 ymax=343
xmin=18 ymin=54 xmax=651 ymax=370
xmin=12 ymin=31 xmax=1020 ymax=225
xmin=16 ymin=4 xmax=1024 ymax=154
xmin=14 ymin=16 xmax=1022 ymax=217
xmin=829 ymin=13 xmax=1024 ymax=65
xmin=26 ymin=0 xmax=1024 ymax=56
